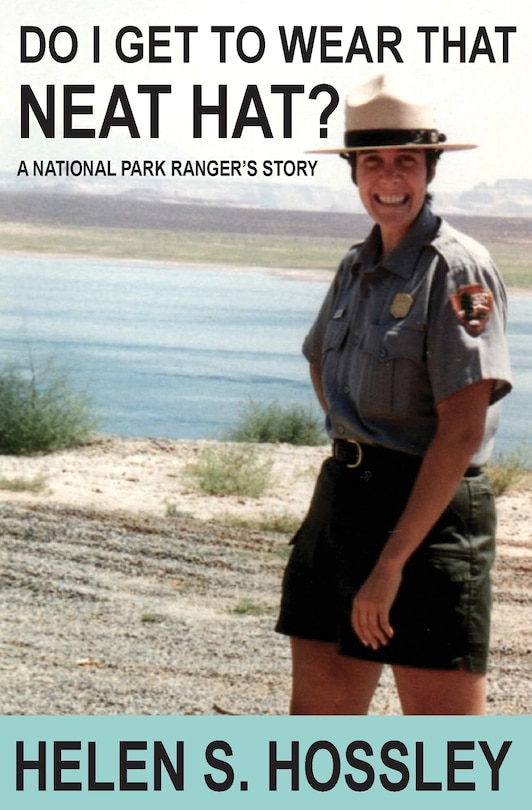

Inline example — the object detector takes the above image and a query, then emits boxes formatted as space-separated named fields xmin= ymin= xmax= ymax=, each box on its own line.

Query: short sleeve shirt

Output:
xmin=303 ymin=204 xmax=512 ymax=465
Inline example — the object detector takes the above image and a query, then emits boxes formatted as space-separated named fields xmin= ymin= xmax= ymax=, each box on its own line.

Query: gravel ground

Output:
xmin=1 ymin=503 xmax=531 ymax=716
xmin=0 ymin=504 xmax=293 ymax=716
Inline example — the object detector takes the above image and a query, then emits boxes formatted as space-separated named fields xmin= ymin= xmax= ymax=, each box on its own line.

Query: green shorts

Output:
xmin=275 ymin=450 xmax=496 ymax=673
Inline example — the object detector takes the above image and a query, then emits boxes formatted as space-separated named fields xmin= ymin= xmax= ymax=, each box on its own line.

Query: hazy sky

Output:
xmin=2 ymin=0 xmax=530 ymax=199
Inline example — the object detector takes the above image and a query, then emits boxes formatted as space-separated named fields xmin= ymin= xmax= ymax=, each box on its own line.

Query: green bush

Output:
xmin=183 ymin=444 xmax=272 ymax=497
xmin=486 ymin=446 xmax=530 ymax=496
xmin=223 ymin=511 xmax=301 ymax=536
xmin=0 ymin=475 xmax=46 ymax=492
xmin=231 ymin=598 xmax=274 ymax=617
xmin=0 ymin=357 xmax=100 ymax=455
xmin=227 ymin=400 xmax=326 ymax=446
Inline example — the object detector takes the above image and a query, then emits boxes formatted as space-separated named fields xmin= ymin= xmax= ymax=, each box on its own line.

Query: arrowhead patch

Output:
xmin=449 ymin=284 xmax=493 ymax=336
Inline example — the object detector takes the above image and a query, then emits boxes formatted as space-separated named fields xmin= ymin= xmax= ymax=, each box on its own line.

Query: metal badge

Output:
xmin=390 ymin=293 xmax=414 ymax=318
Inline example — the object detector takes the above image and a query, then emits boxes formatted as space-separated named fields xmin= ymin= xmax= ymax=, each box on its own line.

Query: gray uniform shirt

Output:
xmin=303 ymin=204 xmax=512 ymax=466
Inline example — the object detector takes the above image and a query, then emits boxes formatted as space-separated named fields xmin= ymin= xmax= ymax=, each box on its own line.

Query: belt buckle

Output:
xmin=345 ymin=439 xmax=363 ymax=468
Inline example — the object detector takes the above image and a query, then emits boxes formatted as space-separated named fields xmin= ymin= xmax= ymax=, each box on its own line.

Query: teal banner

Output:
xmin=0 ymin=716 xmax=529 ymax=809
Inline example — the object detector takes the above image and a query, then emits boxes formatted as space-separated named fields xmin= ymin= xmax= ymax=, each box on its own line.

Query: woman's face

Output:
xmin=353 ymin=148 xmax=431 ymax=237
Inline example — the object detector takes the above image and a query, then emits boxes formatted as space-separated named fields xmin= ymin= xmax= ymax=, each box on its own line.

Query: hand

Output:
xmin=351 ymin=562 xmax=403 ymax=650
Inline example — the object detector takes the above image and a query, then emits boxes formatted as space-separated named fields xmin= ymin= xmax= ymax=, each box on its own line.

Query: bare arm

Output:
xmin=351 ymin=378 xmax=495 ymax=650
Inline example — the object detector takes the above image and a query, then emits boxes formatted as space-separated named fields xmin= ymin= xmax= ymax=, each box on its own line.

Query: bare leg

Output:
xmin=393 ymin=664 xmax=486 ymax=715
xmin=289 ymin=637 xmax=383 ymax=715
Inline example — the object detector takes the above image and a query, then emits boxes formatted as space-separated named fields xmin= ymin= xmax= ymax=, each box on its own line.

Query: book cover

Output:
xmin=1 ymin=0 xmax=530 ymax=807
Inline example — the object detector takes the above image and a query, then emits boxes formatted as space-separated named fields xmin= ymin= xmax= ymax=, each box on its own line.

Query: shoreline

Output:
xmin=1 ymin=248 xmax=532 ymax=291
xmin=0 ymin=246 xmax=335 ymax=282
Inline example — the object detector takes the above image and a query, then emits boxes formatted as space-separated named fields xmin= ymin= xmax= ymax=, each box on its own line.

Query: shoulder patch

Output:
xmin=449 ymin=284 xmax=493 ymax=336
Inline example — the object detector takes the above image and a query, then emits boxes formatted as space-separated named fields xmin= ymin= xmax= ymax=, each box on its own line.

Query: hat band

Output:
xmin=344 ymin=129 xmax=442 ymax=148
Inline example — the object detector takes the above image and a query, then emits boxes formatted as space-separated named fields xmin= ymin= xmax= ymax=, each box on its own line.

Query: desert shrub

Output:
xmin=486 ymin=446 xmax=530 ymax=496
xmin=223 ymin=511 xmax=301 ymax=536
xmin=0 ymin=475 xmax=46 ymax=492
xmin=231 ymin=598 xmax=274 ymax=617
xmin=0 ymin=356 xmax=100 ymax=455
xmin=227 ymin=400 xmax=326 ymax=446
xmin=183 ymin=444 xmax=272 ymax=497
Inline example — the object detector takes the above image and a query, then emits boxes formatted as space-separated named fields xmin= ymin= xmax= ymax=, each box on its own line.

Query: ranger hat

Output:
xmin=308 ymin=73 xmax=476 ymax=154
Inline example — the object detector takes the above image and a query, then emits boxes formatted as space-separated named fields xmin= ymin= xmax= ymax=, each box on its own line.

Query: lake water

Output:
xmin=0 ymin=254 xmax=529 ymax=458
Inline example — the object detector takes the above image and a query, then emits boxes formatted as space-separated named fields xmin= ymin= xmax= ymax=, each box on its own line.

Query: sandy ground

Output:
xmin=1 ymin=436 xmax=531 ymax=715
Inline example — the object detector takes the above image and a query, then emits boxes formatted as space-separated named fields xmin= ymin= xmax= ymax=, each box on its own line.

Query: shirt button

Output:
xmin=343 ymin=385 xmax=350 ymax=394
xmin=337 ymin=425 xmax=345 ymax=435
xmin=352 ymin=335 xmax=359 ymax=346
xmin=379 ymin=348 xmax=388 ymax=359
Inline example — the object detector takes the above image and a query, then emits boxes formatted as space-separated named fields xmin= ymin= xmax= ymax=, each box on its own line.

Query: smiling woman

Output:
xmin=276 ymin=73 xmax=513 ymax=717
xmin=348 ymin=149 xmax=431 ymax=255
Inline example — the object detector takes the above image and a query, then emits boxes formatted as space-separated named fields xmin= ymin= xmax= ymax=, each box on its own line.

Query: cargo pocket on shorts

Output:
xmin=286 ymin=457 xmax=337 ymax=569
xmin=388 ymin=549 xmax=472 ymax=668
xmin=401 ymin=549 xmax=472 ymax=618
xmin=288 ymin=522 xmax=321 ymax=569
xmin=427 ymin=553 xmax=472 ymax=630
xmin=430 ymin=552 xmax=472 ymax=583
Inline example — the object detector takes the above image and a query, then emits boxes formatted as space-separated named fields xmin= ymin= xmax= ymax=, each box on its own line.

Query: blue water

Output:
xmin=0 ymin=254 xmax=529 ymax=457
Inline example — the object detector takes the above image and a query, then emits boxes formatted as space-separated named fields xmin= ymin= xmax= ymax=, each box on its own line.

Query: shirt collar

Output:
xmin=354 ymin=204 xmax=440 ymax=280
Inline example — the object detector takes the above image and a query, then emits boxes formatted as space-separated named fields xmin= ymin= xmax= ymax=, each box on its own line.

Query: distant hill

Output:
xmin=0 ymin=189 xmax=530 ymax=246
xmin=2 ymin=172 xmax=532 ymax=218
xmin=456 ymin=179 xmax=532 ymax=217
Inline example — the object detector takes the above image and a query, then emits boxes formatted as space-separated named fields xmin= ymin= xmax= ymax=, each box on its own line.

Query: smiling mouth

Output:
xmin=374 ymin=194 xmax=409 ymax=205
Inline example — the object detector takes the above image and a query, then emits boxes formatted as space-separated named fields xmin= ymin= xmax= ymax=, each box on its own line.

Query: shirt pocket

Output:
xmin=355 ymin=324 xmax=426 ymax=418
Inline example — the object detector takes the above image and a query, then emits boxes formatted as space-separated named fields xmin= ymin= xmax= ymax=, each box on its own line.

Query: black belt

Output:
xmin=332 ymin=439 xmax=482 ymax=476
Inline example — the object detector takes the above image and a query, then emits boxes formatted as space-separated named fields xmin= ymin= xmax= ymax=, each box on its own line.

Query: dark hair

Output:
xmin=424 ymin=149 xmax=442 ymax=180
